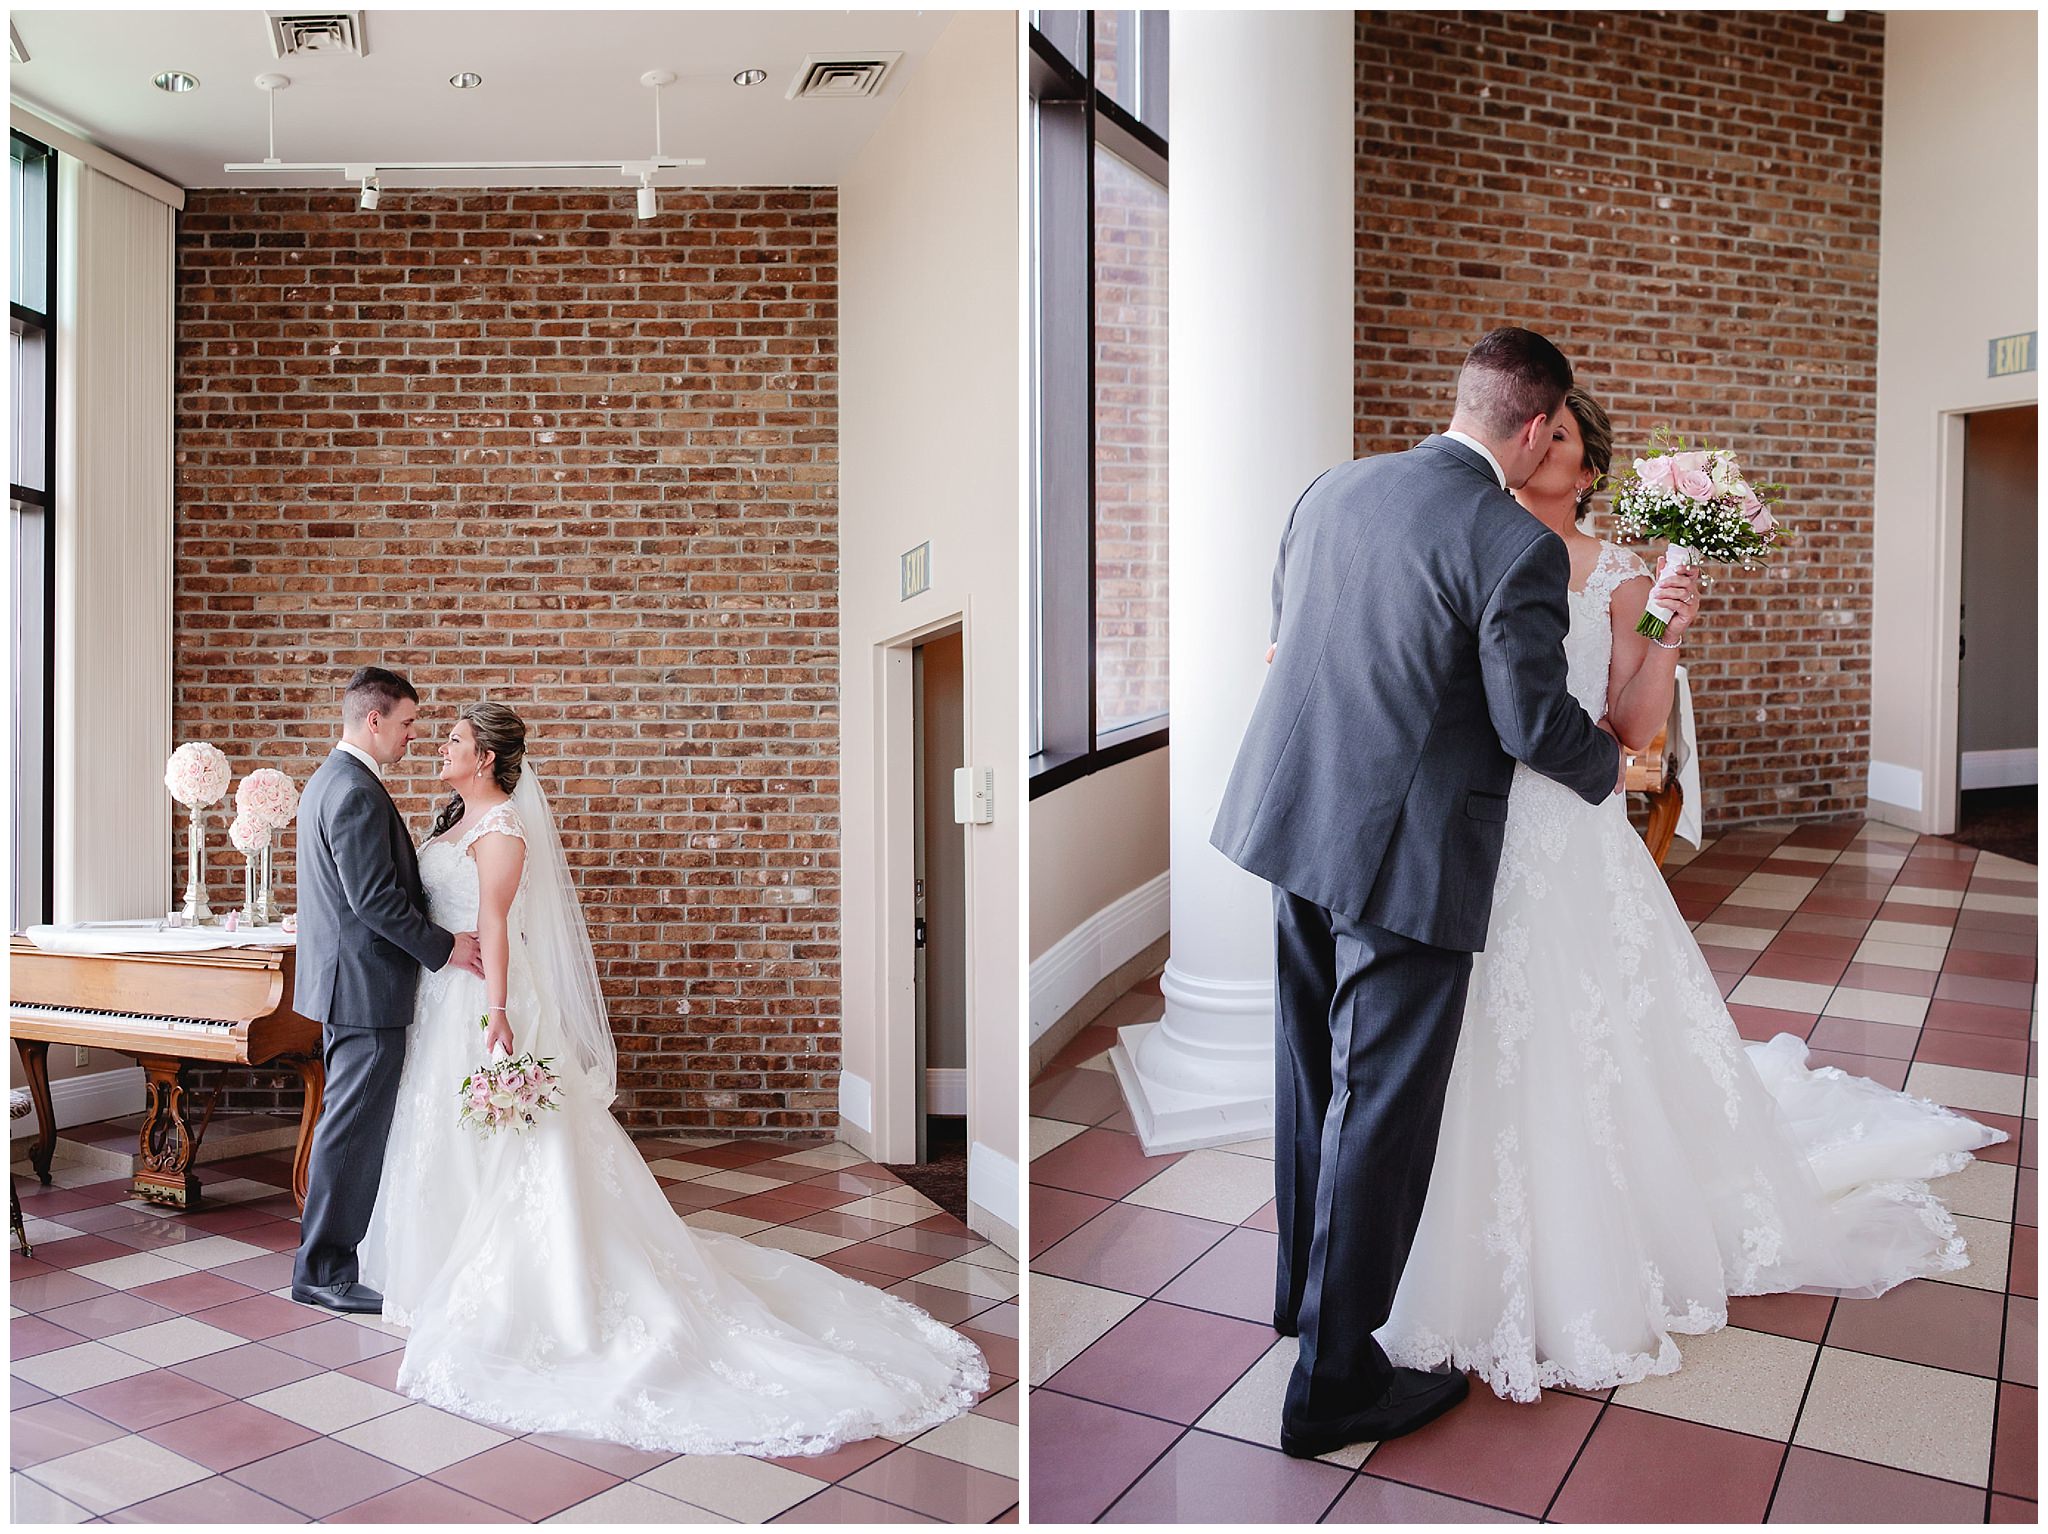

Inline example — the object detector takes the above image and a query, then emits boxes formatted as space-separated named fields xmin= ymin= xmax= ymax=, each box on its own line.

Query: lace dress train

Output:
xmin=1376 ymin=543 xmax=2005 ymax=1402
xmin=360 ymin=801 xmax=987 ymax=1455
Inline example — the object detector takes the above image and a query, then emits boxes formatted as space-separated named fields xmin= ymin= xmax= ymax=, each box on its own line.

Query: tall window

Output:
xmin=1029 ymin=11 xmax=1169 ymax=796
xmin=11 ymin=132 xmax=54 ymax=929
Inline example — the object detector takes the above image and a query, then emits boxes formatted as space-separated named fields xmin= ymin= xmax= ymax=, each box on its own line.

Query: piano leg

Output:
xmin=13 ymin=1040 xmax=56 ymax=1187
xmin=283 ymin=1053 xmax=325 ymax=1211
xmin=134 ymin=1056 xmax=202 ymax=1209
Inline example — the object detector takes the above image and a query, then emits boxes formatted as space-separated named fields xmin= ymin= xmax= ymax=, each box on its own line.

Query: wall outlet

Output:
xmin=73 ymin=1047 xmax=90 ymax=1068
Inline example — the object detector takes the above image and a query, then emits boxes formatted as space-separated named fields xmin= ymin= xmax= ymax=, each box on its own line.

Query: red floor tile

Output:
xmin=1727 ymin=1289 xmax=1835 ymax=1343
xmin=1825 ymin=1278 xmax=2005 ymax=1378
xmin=197 ymin=1293 xmax=327 ymax=1342
xmin=765 ymin=1435 xmax=899 ymax=1483
xmin=1992 ymin=1382 xmax=2036 ymax=1500
xmin=1990 ymin=1493 xmax=2040 ymax=1522
xmin=1935 ymin=973 xmax=2038 ymax=1011
xmin=130 ymin=1271 xmax=263 ymax=1312
xmin=1747 ymin=950 xmax=1851 ymax=986
xmin=227 ymin=1438 xmax=415 ymax=1519
xmin=103 ymin=1475 xmax=309 ymax=1524
xmin=1047 ymin=1300 xmax=1273 ymax=1424
xmin=431 ymin=1439 xmax=621 ymax=1521
xmin=1924 ymin=999 xmax=2035 ymax=1040
xmin=1915 ymin=1029 xmax=2033 ymax=1075
xmin=774 ymin=1485 xmax=938 ymax=1523
xmin=2006 ymin=1296 xmax=2036 ymax=1387
xmin=1767 ymin=928 xmax=1864 ymax=959
xmin=1364 ymin=1382 xmax=1601 ymax=1518
xmin=1030 ymin=1186 xmax=1115 ymax=1257
xmin=1729 ymin=1005 xmax=1818 ymax=1044
xmin=333 ymin=1479 xmax=523 ymax=1523
xmin=1767 ymin=1445 xmax=1988 ymax=1523
xmin=169 ymin=1341 xmax=326 ymax=1397
xmin=140 ymin=1399 xmax=320 ymax=1472
xmin=67 ymin=1367 xmax=236 ymax=1431
xmin=842 ymin=1445 xmax=1017 ymax=1522
xmin=267 ymin=1316 xmax=405 ymax=1367
xmin=1325 ymin=1474 xmax=1528 ymax=1522
xmin=1550 ymin=1405 xmax=1781 ymax=1523
xmin=1839 ymin=961 xmax=1940 ymax=997
xmin=1807 ymin=1016 xmax=1921 ymax=1060
xmin=1100 ymin=1428 xmax=1347 ymax=1524
xmin=2011 ymin=1225 xmax=2037 ymax=1299
xmin=1029 ymin=1128 xmax=1182 ymax=1201
xmin=1035 ymin=1202 xmax=1232 ymax=1296
xmin=1802 ymin=1049 xmax=1910 ymax=1090
xmin=831 ymin=1240 xmax=948 ymax=1281
xmin=8 ymin=1397 xmax=127 ymax=1469
xmin=1155 ymin=1225 xmax=1280 ymax=1324
xmin=1026 ymin=1390 xmax=1186 ymax=1522
xmin=1943 ymin=948 xmax=2036 ymax=983
xmin=1031 ymin=1068 xmax=1130 ymax=1126
xmin=10 ymin=1312 xmax=86 ymax=1358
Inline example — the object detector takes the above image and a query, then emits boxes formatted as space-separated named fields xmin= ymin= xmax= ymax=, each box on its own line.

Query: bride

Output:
xmin=1376 ymin=387 xmax=2005 ymax=1402
xmin=358 ymin=703 xmax=986 ymax=1455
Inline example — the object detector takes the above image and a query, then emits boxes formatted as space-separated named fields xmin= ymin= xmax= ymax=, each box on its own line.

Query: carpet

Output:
xmin=882 ymin=1116 xmax=969 ymax=1222
xmin=1951 ymin=785 xmax=2037 ymax=865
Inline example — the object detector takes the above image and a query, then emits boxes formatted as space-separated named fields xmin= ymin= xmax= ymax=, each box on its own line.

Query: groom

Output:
xmin=290 ymin=666 xmax=482 ymax=1314
xmin=1211 ymin=328 xmax=1625 ymax=1455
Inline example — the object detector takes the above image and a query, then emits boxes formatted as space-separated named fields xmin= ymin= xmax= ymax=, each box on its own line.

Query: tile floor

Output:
xmin=1028 ymin=818 xmax=2036 ymax=1524
xmin=12 ymin=1132 xmax=1018 ymax=1523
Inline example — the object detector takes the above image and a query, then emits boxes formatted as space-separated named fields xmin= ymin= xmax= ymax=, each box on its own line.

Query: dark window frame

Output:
xmin=11 ymin=129 xmax=56 ymax=929
xmin=1028 ymin=12 xmax=1170 ymax=800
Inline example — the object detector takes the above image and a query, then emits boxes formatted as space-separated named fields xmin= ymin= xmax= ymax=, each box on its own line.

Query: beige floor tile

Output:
xmin=1612 ymin=1326 xmax=1816 ymax=1438
xmin=1193 ymin=1336 xmax=1373 ymax=1468
xmin=746 ymin=1226 xmax=854 ymax=1258
xmin=1793 ymin=1347 xmax=1996 ymax=1484
xmin=9 ymin=1472 xmax=93 ymax=1523
xmin=67 ymin=1251 xmax=190 ymax=1291
xmin=909 ymin=1409 xmax=1018 ymax=1476
xmin=1836 ymin=851 xmax=1909 ymax=869
xmin=199 ymin=1179 xmax=279 ymax=1204
xmin=1930 ymin=1216 xmax=2013 ymax=1292
xmin=770 ymin=1143 xmax=869 ymax=1171
xmin=1730 ymin=975 xmax=1836 ymax=1014
xmin=1216 ymin=1136 xmax=1278 ymax=1161
xmin=21 ymin=1218 xmax=83 ymax=1245
xmin=1729 ymin=885 xmax=1808 ymax=911
xmin=155 ymin=1235 xmax=270 ymax=1271
xmin=9 ymin=1341 xmax=155 ymax=1395
xmin=1030 ymin=1274 xmax=1142 ymax=1385
xmin=548 ymin=1482 xmax=733 ymax=1523
xmin=334 ymin=1400 xmax=510 ymax=1473
xmin=1822 ymin=988 xmax=1931 ymax=1028
xmin=101 ymin=1317 xmax=246 ymax=1367
xmin=831 ymin=1196 xmax=930 ymax=1227
xmin=636 ymin=1454 xmax=825 ymax=1521
xmin=249 ymin=1371 xmax=410 ymax=1433
xmin=683 ymin=1210 xmax=773 ymax=1237
xmin=339 ymin=1311 xmax=410 ymax=1339
xmin=691 ymin=1170 xmax=789 ymax=1196
xmin=1031 ymin=1117 xmax=1087 ymax=1161
xmin=21 ymin=1435 xmax=209 ymax=1516
xmin=1077 ymin=1049 xmax=1116 ymax=1074
xmin=958 ymin=1244 xmax=1018 ymax=1274
xmin=646 ymin=1158 xmax=726 ymax=1181
xmin=870 ymin=1184 xmax=941 ymax=1211
xmin=1738 ymin=872 xmax=1820 ymax=894
xmin=1974 ymin=853 xmax=2037 ymax=882
xmin=1854 ymin=940 xmax=1947 ymax=973
xmin=1962 ymin=892 xmax=2037 ymax=915
xmin=1693 ymin=922 xmax=1777 ymax=951
xmin=1884 ymin=884 xmax=1966 ymax=909
xmin=1905 ymin=1062 xmax=2028 ymax=1117
xmin=1856 ymin=822 xmax=1920 ymax=845
xmin=1125 ymin=1149 xmax=1273 ymax=1225
xmin=1930 ymin=1159 xmax=2020 ymax=1223
xmin=914 ymin=1259 xmax=1019 ymax=1302
xmin=1863 ymin=920 xmax=1954 ymax=949
xmin=1771 ymin=846 xmax=1840 ymax=865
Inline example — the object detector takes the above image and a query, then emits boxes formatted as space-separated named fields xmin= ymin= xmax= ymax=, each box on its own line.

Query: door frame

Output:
xmin=870 ymin=611 xmax=969 ymax=1166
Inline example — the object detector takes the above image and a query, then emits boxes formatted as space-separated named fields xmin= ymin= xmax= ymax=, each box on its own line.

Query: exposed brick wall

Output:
xmin=173 ymin=188 xmax=839 ymax=1132
xmin=1355 ymin=10 xmax=1885 ymax=828
xmin=1093 ymin=149 xmax=1170 ymax=733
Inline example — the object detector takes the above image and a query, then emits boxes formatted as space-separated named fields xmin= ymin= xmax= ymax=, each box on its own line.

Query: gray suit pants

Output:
xmin=292 ymin=1024 xmax=408 ymax=1292
xmin=1273 ymin=889 xmax=1472 ymax=1424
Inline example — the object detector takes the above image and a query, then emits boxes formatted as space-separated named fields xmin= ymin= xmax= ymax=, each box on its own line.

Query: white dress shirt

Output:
xmin=1441 ymin=430 xmax=1508 ymax=491
xmin=336 ymin=741 xmax=385 ymax=780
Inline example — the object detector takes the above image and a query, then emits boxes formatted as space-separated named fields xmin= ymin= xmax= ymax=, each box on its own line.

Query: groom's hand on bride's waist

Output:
xmin=445 ymin=931 xmax=486 ymax=976
xmin=1596 ymin=718 xmax=1628 ymax=797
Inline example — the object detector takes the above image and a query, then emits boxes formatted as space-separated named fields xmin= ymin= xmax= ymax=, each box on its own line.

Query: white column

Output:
xmin=1110 ymin=11 xmax=1355 ymax=1154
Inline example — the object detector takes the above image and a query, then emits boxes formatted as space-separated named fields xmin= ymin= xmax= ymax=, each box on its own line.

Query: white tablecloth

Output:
xmin=22 ymin=921 xmax=296 ymax=956
xmin=1668 ymin=665 xmax=1704 ymax=850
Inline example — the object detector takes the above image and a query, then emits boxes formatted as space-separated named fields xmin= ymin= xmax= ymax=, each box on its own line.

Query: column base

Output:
xmin=1109 ymin=1019 xmax=1274 ymax=1157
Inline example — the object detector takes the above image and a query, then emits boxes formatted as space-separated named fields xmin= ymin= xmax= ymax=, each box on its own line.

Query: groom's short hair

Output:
xmin=1456 ymin=328 xmax=1573 ymax=438
xmin=342 ymin=666 xmax=419 ymax=727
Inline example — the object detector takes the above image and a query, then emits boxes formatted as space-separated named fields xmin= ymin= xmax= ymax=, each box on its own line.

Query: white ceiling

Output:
xmin=7 ymin=9 xmax=955 ymax=189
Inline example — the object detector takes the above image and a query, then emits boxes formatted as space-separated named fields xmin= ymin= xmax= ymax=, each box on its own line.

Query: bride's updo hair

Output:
xmin=1564 ymin=385 xmax=1614 ymax=524
xmin=431 ymin=702 xmax=527 ymax=840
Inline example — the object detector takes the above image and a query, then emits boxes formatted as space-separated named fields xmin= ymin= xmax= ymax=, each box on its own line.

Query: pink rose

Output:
xmin=1675 ymin=467 xmax=1714 ymax=500
xmin=1746 ymin=503 xmax=1778 ymax=535
xmin=1636 ymin=456 xmax=1675 ymax=491
xmin=1672 ymin=450 xmax=1711 ymax=474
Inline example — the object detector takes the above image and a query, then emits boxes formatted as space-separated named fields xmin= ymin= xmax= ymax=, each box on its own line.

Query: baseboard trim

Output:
xmin=1868 ymin=759 xmax=1925 ymax=815
xmin=1029 ymin=933 xmax=1169 ymax=1079
xmin=1030 ymin=872 xmax=1170 ymax=1044
xmin=966 ymin=1139 xmax=1019 ymax=1251
xmin=10 ymin=1066 xmax=145 ymax=1140
xmin=837 ymin=1069 xmax=873 ymax=1135
xmin=1961 ymin=748 xmax=2038 ymax=791
xmin=924 ymin=1067 xmax=967 ymax=1117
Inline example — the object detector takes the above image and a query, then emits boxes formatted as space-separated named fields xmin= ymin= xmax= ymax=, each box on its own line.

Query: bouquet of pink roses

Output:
xmin=1609 ymin=429 xmax=1791 ymax=640
xmin=458 ymin=1032 xmax=565 ymax=1135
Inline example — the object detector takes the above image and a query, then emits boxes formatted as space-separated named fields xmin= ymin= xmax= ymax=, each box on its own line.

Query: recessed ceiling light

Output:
xmin=449 ymin=71 xmax=482 ymax=89
xmin=153 ymin=70 xmax=200 ymax=93
xmin=733 ymin=69 xmax=767 ymax=87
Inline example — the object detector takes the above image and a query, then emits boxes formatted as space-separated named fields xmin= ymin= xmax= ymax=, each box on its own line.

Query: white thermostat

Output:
xmin=953 ymin=766 xmax=995 ymax=825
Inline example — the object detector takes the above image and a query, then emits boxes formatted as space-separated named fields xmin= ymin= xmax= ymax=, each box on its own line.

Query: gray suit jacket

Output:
xmin=1210 ymin=436 xmax=1621 ymax=953
xmin=292 ymin=750 xmax=455 ymax=1028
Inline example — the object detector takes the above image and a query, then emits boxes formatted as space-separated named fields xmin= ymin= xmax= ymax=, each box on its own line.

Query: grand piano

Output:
xmin=10 ymin=938 xmax=324 ymax=1209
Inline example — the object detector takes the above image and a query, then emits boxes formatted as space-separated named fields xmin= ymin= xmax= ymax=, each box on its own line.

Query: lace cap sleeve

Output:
xmin=461 ymin=800 xmax=526 ymax=852
xmin=1587 ymin=542 xmax=1654 ymax=610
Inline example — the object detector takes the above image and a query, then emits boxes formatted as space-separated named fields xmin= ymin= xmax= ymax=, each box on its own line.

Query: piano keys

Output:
xmin=9 ymin=937 xmax=325 ymax=1210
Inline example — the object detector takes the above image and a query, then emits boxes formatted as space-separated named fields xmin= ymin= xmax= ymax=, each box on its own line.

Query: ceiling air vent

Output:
xmin=786 ymin=52 xmax=902 ymax=102
xmin=266 ymin=11 xmax=368 ymax=58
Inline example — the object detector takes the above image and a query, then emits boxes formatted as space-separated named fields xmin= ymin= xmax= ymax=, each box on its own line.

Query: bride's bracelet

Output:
xmin=1648 ymin=633 xmax=1684 ymax=651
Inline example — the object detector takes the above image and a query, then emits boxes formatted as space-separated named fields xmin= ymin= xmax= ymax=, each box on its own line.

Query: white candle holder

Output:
xmin=180 ymin=804 xmax=213 ymax=925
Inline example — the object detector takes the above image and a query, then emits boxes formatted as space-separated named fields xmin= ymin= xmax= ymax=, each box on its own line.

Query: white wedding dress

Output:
xmin=359 ymin=784 xmax=987 ymax=1456
xmin=1377 ymin=541 xmax=2005 ymax=1403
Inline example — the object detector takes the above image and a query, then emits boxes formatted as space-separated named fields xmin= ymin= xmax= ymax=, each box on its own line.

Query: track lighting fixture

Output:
xmin=359 ymin=173 xmax=380 ymax=210
xmin=635 ymin=172 xmax=657 ymax=221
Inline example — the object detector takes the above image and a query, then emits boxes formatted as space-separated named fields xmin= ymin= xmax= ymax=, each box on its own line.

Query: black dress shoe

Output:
xmin=291 ymin=1282 xmax=384 ymax=1314
xmin=1279 ymin=1367 xmax=1469 ymax=1458
xmin=1273 ymin=1313 xmax=1299 ymax=1337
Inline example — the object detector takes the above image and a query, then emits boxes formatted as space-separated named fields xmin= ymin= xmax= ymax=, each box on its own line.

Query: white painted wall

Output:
xmin=836 ymin=12 xmax=1021 ymax=1248
xmin=1870 ymin=10 xmax=2037 ymax=830
xmin=1029 ymin=749 xmax=1170 ymax=963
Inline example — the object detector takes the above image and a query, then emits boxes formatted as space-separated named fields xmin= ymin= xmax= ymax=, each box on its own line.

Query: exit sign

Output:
xmin=1988 ymin=332 xmax=2036 ymax=377
xmin=900 ymin=541 xmax=931 ymax=602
